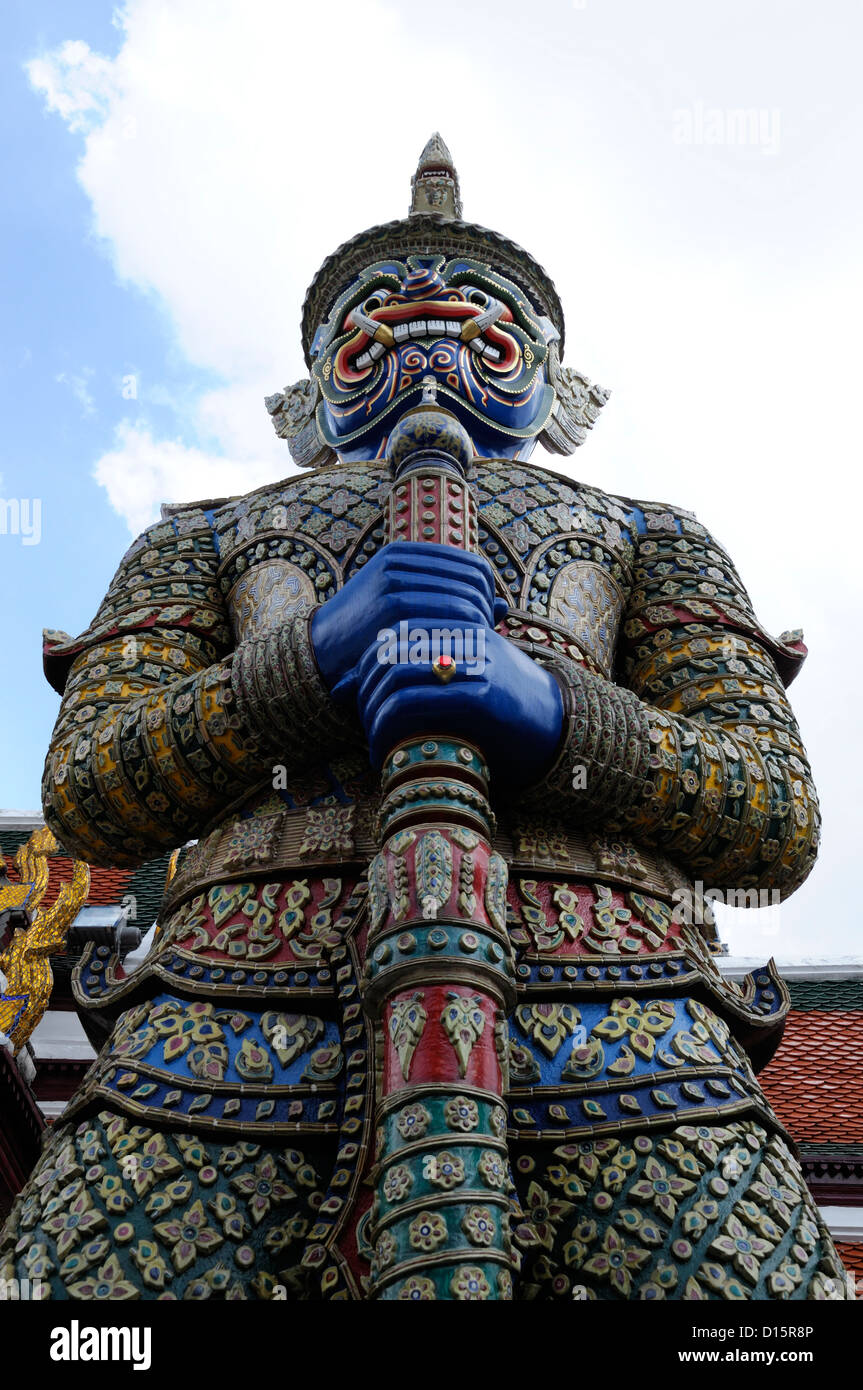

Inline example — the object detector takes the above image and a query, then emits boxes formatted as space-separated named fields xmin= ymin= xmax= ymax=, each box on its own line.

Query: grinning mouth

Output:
xmin=345 ymin=299 xmax=512 ymax=372
xmin=354 ymin=319 xmax=503 ymax=368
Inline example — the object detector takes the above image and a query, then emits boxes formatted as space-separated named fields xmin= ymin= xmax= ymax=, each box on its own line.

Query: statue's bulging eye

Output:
xmin=468 ymin=290 xmax=488 ymax=307
xmin=363 ymin=294 xmax=385 ymax=313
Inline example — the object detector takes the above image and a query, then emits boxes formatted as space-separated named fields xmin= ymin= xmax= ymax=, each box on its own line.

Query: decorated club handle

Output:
xmin=362 ymin=383 xmax=517 ymax=1301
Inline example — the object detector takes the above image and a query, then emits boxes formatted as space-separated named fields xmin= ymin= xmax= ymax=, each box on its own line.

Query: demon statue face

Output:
xmin=265 ymin=134 xmax=609 ymax=469
xmin=308 ymin=255 xmax=556 ymax=461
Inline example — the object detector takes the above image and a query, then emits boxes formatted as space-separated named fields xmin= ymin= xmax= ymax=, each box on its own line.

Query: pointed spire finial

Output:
xmin=410 ymin=133 xmax=462 ymax=219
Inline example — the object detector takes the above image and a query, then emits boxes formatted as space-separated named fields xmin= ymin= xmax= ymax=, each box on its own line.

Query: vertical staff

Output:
xmin=362 ymin=382 xmax=517 ymax=1301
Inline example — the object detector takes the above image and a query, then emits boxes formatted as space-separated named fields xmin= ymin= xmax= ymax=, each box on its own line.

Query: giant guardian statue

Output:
xmin=0 ymin=137 xmax=845 ymax=1301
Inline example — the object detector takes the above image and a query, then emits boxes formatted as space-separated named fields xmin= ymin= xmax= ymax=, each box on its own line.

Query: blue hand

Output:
xmin=352 ymin=623 xmax=564 ymax=788
xmin=311 ymin=542 xmax=507 ymax=693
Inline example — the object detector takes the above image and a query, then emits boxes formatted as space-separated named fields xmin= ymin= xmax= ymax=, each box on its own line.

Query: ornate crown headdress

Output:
xmin=300 ymin=133 xmax=566 ymax=368
xmin=267 ymin=136 xmax=608 ymax=467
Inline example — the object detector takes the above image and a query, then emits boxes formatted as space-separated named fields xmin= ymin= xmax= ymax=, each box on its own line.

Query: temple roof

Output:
xmin=758 ymin=992 xmax=863 ymax=1144
xmin=0 ymin=815 xmax=175 ymax=945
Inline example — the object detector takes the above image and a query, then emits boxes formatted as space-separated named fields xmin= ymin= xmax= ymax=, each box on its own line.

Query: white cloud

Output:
xmin=56 ymin=369 xmax=96 ymax=417
xmin=27 ymin=38 xmax=117 ymax=133
xmin=28 ymin=0 xmax=479 ymax=529
xmin=92 ymin=419 xmax=277 ymax=534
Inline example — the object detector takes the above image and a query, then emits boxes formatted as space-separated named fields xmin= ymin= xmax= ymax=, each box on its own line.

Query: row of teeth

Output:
xmin=353 ymin=320 xmax=502 ymax=369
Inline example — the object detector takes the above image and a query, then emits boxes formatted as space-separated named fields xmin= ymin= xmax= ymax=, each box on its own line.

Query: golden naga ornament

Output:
xmin=0 ymin=825 xmax=90 ymax=1054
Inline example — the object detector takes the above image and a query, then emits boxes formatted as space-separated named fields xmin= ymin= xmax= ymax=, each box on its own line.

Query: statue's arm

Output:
xmin=527 ymin=507 xmax=818 ymax=897
xmin=41 ymin=508 xmax=358 ymax=868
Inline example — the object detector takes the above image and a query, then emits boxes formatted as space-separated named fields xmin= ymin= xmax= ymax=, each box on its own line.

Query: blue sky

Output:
xmin=1 ymin=2 xmax=217 ymax=805
xmin=1 ymin=0 xmax=861 ymax=959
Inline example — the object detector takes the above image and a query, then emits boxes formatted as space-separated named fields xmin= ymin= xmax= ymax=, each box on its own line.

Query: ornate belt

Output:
xmin=160 ymin=797 xmax=691 ymax=919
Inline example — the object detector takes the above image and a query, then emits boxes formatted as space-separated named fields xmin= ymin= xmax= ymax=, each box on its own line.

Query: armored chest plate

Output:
xmin=228 ymin=560 xmax=317 ymax=642
xmin=547 ymin=560 xmax=626 ymax=678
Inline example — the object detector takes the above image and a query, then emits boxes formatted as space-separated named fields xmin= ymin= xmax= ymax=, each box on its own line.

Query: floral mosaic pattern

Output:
xmin=510 ymin=1121 xmax=848 ymax=1300
xmin=0 ymin=1111 xmax=329 ymax=1300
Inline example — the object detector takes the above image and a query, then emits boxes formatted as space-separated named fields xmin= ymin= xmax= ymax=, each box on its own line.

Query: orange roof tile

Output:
xmin=759 ymin=1010 xmax=863 ymax=1143
xmin=43 ymin=855 xmax=134 ymax=911
xmin=835 ymin=1241 xmax=863 ymax=1285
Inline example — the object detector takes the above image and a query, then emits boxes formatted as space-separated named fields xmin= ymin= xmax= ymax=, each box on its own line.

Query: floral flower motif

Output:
xmin=582 ymin=1226 xmax=651 ymax=1296
xmin=675 ymin=1123 xmax=728 ymax=1167
xmin=656 ymin=1136 xmax=704 ymax=1180
xmin=444 ymin=1095 xmax=479 ymax=1133
xmin=514 ymin=1002 xmax=581 ymax=1058
xmin=107 ymin=1124 xmax=155 ymax=1165
xmin=553 ymin=1139 xmax=620 ymax=1186
xmin=424 ymin=1152 xmax=465 ymax=1190
xmin=545 ymin=1161 xmax=586 ymax=1200
xmin=234 ymin=1037 xmax=272 ymax=1082
xmin=562 ymin=1218 xmax=599 ymax=1269
xmin=67 ymin=1253 xmax=139 ymax=1300
xmin=281 ymin=1148 xmax=320 ymax=1189
xmin=450 ymin=1265 xmax=491 ymax=1300
xmin=592 ymin=998 xmax=676 ymax=1062
xmin=150 ymin=1001 xmax=225 ymax=1064
xmin=397 ymin=1276 xmax=436 ymax=1300
xmin=230 ymin=1154 xmax=296 ymax=1225
xmin=145 ymin=1178 xmax=194 ymax=1217
xmin=49 ymin=1175 xmax=86 ymax=1207
xmin=58 ymin=1238 xmax=110 ymax=1282
xmin=374 ymin=1230 xmax=397 ymax=1270
xmin=489 ymin=1107 xmax=507 ymax=1141
xmin=20 ymin=1241 xmax=55 ymax=1280
xmin=682 ymin=1196 xmax=722 ymax=1238
xmin=685 ymin=998 xmax=730 ymax=1049
xmin=111 ymin=1025 xmax=157 ymax=1061
xmin=629 ymin=1157 xmax=696 ymax=1221
xmin=173 ymin=1134 xmax=210 ymax=1168
xmin=396 ymin=1103 xmax=431 ymax=1142
xmin=617 ymin=1208 xmax=664 ymax=1247
xmin=462 ymin=1206 xmax=496 ymax=1247
xmin=498 ymin=1269 xmax=513 ymax=1299
xmin=40 ymin=1142 xmax=83 ymax=1193
xmin=121 ymin=1134 xmax=182 ymax=1197
xmin=696 ymin=1261 xmax=749 ymax=1299
xmin=130 ymin=1239 xmax=173 ymax=1290
xmin=43 ymin=1190 xmax=107 ymax=1258
xmin=382 ymin=1165 xmax=413 ymax=1204
xmin=409 ymin=1211 xmax=448 ymax=1253
xmin=767 ymin=1263 xmax=802 ymax=1297
xmin=153 ymin=1199 xmax=224 ymax=1273
xmin=208 ymin=1192 xmax=249 ymax=1241
xmin=709 ymin=1213 xmax=775 ymax=1285
xmin=748 ymin=1164 xmax=800 ymax=1227
xmin=514 ymin=1182 xmax=575 ymax=1251
xmin=600 ymin=1146 xmax=638 ymax=1194
xmin=478 ymin=1150 xmax=506 ymax=1190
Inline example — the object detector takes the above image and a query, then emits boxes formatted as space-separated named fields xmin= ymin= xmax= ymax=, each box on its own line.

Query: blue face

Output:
xmin=310 ymin=255 xmax=557 ymax=461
